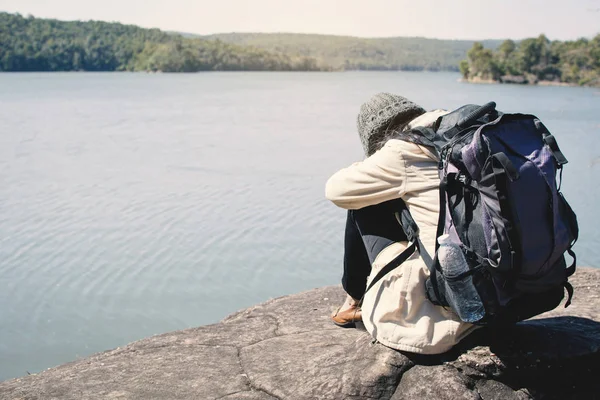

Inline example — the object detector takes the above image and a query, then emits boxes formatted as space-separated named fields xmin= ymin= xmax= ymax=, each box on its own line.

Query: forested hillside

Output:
xmin=0 ymin=13 xmax=321 ymax=72
xmin=3 ymin=11 xmax=596 ymax=81
xmin=461 ymin=34 xmax=600 ymax=86
xmin=1 ymin=12 xmax=502 ymax=72
xmin=205 ymin=33 xmax=503 ymax=71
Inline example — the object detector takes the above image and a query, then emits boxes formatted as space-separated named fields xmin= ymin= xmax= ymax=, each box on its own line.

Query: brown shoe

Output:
xmin=331 ymin=304 xmax=362 ymax=328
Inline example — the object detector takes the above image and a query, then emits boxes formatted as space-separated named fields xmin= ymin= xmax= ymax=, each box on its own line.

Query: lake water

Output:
xmin=0 ymin=72 xmax=599 ymax=381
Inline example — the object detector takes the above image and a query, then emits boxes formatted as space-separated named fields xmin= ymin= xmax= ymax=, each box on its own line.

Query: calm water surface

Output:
xmin=1 ymin=72 xmax=599 ymax=380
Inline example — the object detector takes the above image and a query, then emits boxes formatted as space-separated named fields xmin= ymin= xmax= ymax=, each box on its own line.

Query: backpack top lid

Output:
xmin=398 ymin=103 xmax=501 ymax=158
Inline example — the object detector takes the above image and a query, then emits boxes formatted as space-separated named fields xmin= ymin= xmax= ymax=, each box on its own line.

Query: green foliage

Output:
xmin=0 ymin=12 xmax=321 ymax=72
xmin=12 ymin=11 xmax=595 ymax=80
xmin=459 ymin=60 xmax=470 ymax=79
xmin=461 ymin=34 xmax=600 ymax=86
xmin=0 ymin=12 xmax=505 ymax=73
xmin=498 ymin=39 xmax=516 ymax=59
xmin=204 ymin=33 xmax=504 ymax=72
xmin=466 ymin=42 xmax=501 ymax=80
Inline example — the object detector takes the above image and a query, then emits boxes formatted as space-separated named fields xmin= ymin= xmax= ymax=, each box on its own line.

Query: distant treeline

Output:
xmin=2 ymin=12 xmax=598 ymax=80
xmin=0 ymin=12 xmax=322 ymax=72
xmin=203 ymin=33 xmax=504 ymax=71
xmin=461 ymin=35 xmax=600 ymax=86
xmin=1 ymin=12 xmax=502 ymax=73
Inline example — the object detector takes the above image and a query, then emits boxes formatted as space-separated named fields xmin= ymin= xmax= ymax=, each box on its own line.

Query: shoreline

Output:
xmin=460 ymin=77 xmax=585 ymax=88
xmin=3 ymin=71 xmax=588 ymax=88
xmin=0 ymin=69 xmax=458 ymax=74
xmin=0 ymin=71 xmax=592 ymax=88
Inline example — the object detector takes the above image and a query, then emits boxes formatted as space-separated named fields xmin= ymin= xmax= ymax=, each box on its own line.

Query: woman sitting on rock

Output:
xmin=325 ymin=93 xmax=477 ymax=354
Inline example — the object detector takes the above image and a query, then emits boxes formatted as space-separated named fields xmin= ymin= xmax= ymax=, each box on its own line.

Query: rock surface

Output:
xmin=1 ymin=267 xmax=600 ymax=400
xmin=499 ymin=75 xmax=529 ymax=84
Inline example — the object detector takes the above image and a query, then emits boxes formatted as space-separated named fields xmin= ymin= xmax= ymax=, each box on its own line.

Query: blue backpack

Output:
xmin=365 ymin=102 xmax=579 ymax=325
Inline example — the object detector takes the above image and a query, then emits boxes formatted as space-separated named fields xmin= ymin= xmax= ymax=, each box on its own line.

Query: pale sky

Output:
xmin=1 ymin=0 xmax=599 ymax=40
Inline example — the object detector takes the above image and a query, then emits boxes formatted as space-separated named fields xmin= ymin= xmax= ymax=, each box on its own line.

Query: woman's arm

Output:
xmin=325 ymin=140 xmax=407 ymax=210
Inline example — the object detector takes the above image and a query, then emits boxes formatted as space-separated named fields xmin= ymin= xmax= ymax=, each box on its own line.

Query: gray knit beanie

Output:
xmin=357 ymin=93 xmax=426 ymax=156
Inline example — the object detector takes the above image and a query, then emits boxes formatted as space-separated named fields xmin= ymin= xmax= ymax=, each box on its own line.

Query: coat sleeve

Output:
xmin=325 ymin=141 xmax=407 ymax=210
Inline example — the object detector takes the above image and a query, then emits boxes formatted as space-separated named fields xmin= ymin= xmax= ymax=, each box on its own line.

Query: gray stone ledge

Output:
xmin=1 ymin=267 xmax=599 ymax=400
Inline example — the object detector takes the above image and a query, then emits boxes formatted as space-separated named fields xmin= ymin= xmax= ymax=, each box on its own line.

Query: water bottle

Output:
xmin=437 ymin=234 xmax=485 ymax=323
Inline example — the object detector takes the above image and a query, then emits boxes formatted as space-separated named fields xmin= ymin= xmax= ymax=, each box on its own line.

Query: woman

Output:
xmin=325 ymin=93 xmax=476 ymax=354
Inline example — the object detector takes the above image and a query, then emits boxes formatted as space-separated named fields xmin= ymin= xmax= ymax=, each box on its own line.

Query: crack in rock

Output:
xmin=236 ymin=344 xmax=283 ymax=400
xmin=214 ymin=389 xmax=245 ymax=400
xmin=239 ymin=327 xmax=347 ymax=350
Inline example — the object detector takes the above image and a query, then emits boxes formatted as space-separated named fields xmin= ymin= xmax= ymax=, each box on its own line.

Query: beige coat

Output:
xmin=325 ymin=110 xmax=477 ymax=354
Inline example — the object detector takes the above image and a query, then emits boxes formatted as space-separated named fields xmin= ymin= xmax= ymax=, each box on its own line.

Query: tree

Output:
xmin=467 ymin=42 xmax=501 ymax=80
xmin=459 ymin=60 xmax=469 ymax=79
xmin=498 ymin=39 xmax=516 ymax=60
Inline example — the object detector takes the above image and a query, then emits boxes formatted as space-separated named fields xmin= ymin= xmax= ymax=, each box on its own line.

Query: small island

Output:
xmin=460 ymin=35 xmax=600 ymax=87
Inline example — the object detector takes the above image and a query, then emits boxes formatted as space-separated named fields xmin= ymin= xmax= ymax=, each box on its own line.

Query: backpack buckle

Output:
xmin=395 ymin=210 xmax=419 ymax=242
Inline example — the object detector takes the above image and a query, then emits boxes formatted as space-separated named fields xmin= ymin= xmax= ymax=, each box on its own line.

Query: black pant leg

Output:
xmin=342 ymin=199 xmax=409 ymax=300
xmin=342 ymin=210 xmax=372 ymax=300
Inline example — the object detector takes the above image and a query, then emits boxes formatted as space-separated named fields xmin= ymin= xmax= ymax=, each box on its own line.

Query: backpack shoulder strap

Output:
xmin=391 ymin=127 xmax=439 ymax=153
xmin=395 ymin=102 xmax=501 ymax=156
